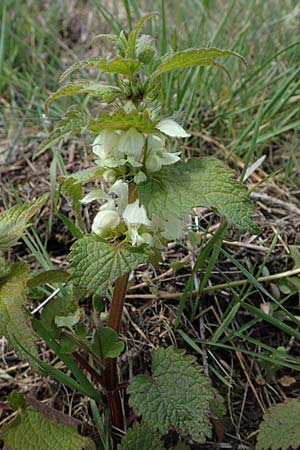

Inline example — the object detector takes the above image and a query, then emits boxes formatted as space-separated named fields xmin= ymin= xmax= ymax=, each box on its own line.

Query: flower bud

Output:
xmin=92 ymin=209 xmax=120 ymax=237
xmin=136 ymin=35 xmax=156 ymax=64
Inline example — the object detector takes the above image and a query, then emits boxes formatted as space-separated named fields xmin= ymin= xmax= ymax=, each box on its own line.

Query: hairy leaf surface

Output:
xmin=138 ymin=159 xmax=259 ymax=233
xmin=69 ymin=236 xmax=148 ymax=295
xmin=35 ymin=106 xmax=90 ymax=155
xmin=256 ymin=399 xmax=300 ymax=450
xmin=89 ymin=110 xmax=157 ymax=134
xmin=152 ymin=47 xmax=246 ymax=78
xmin=118 ymin=422 xmax=164 ymax=450
xmin=0 ymin=263 xmax=37 ymax=360
xmin=1 ymin=406 xmax=95 ymax=450
xmin=0 ymin=195 xmax=47 ymax=252
xmin=45 ymin=81 xmax=122 ymax=110
xmin=128 ymin=347 xmax=214 ymax=443
xmin=59 ymin=56 xmax=141 ymax=82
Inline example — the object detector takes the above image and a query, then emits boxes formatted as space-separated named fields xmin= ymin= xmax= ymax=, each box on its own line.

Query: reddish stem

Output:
xmin=103 ymin=272 xmax=129 ymax=437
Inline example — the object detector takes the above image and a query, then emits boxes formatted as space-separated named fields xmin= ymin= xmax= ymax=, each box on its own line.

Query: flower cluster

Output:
xmin=82 ymin=179 xmax=186 ymax=247
xmin=84 ymin=117 xmax=190 ymax=248
xmin=92 ymin=118 xmax=189 ymax=182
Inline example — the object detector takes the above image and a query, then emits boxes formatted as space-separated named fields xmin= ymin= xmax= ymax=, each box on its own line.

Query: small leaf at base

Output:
xmin=128 ymin=347 xmax=214 ymax=443
xmin=256 ymin=398 xmax=300 ymax=450
xmin=118 ymin=422 xmax=164 ymax=450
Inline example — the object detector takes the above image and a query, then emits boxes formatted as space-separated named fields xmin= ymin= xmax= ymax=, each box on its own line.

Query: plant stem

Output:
xmin=102 ymin=183 xmax=136 ymax=443
xmin=103 ymin=272 xmax=129 ymax=438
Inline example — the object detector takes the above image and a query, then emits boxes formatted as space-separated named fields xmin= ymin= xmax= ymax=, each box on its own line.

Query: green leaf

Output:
xmin=98 ymin=57 xmax=142 ymax=75
xmin=92 ymin=327 xmax=125 ymax=359
xmin=138 ymin=159 xmax=259 ymax=233
xmin=45 ymin=81 xmax=122 ymax=110
xmin=0 ymin=263 xmax=37 ymax=361
xmin=256 ymin=399 xmax=300 ymax=450
xmin=88 ymin=109 xmax=157 ymax=134
xmin=0 ymin=195 xmax=47 ymax=252
xmin=128 ymin=347 xmax=214 ymax=443
xmin=59 ymin=56 xmax=107 ymax=82
xmin=59 ymin=166 xmax=105 ymax=229
xmin=59 ymin=56 xmax=142 ymax=83
xmin=69 ymin=235 xmax=148 ymax=295
xmin=35 ymin=106 xmax=90 ymax=156
xmin=40 ymin=293 xmax=78 ymax=337
xmin=0 ymin=255 xmax=11 ymax=279
xmin=27 ymin=270 xmax=69 ymax=288
xmin=55 ymin=308 xmax=81 ymax=329
xmin=118 ymin=422 xmax=164 ymax=450
xmin=151 ymin=47 xmax=246 ymax=79
xmin=1 ymin=398 xmax=96 ymax=450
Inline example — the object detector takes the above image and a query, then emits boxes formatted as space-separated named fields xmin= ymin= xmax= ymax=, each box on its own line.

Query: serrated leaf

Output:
xmin=88 ymin=109 xmax=157 ymax=134
xmin=27 ymin=270 xmax=69 ymax=288
xmin=0 ymin=255 xmax=11 ymax=278
xmin=59 ymin=56 xmax=106 ymax=82
xmin=59 ymin=56 xmax=142 ymax=83
xmin=0 ymin=195 xmax=47 ymax=252
xmin=69 ymin=235 xmax=148 ymax=295
xmin=35 ymin=106 xmax=90 ymax=156
xmin=256 ymin=399 xmax=300 ymax=450
xmin=92 ymin=327 xmax=125 ymax=359
xmin=1 ymin=405 xmax=96 ymax=450
xmin=138 ymin=159 xmax=259 ymax=233
xmin=151 ymin=47 xmax=246 ymax=79
xmin=45 ymin=80 xmax=122 ymax=110
xmin=59 ymin=166 xmax=105 ymax=229
xmin=0 ymin=263 xmax=37 ymax=361
xmin=98 ymin=57 xmax=142 ymax=75
xmin=118 ymin=422 xmax=164 ymax=450
xmin=128 ymin=347 xmax=214 ymax=443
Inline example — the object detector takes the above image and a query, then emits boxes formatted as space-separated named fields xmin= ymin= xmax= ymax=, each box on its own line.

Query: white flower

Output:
xmin=109 ymin=180 xmax=128 ymax=213
xmin=92 ymin=129 xmax=120 ymax=160
xmin=118 ymin=128 xmax=145 ymax=165
xmin=92 ymin=209 xmax=120 ymax=237
xmin=145 ymin=153 xmax=162 ymax=172
xmin=156 ymin=118 xmax=190 ymax=138
xmin=92 ymin=130 xmax=126 ymax=168
xmin=148 ymin=134 xmax=165 ymax=151
xmin=127 ymin=225 xmax=145 ymax=246
xmin=123 ymin=199 xmax=151 ymax=227
xmin=81 ymin=189 xmax=111 ymax=204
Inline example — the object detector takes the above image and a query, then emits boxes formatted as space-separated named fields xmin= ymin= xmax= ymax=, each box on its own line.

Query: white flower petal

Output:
xmin=109 ymin=180 xmax=128 ymax=213
xmin=160 ymin=151 xmax=181 ymax=166
xmin=123 ymin=200 xmax=150 ymax=226
xmin=145 ymin=153 xmax=162 ymax=172
xmin=92 ymin=209 xmax=120 ymax=236
xmin=127 ymin=156 xmax=143 ymax=167
xmin=92 ymin=130 xmax=120 ymax=160
xmin=156 ymin=118 xmax=190 ymax=138
xmin=118 ymin=128 xmax=145 ymax=157
xmin=148 ymin=134 xmax=165 ymax=152
xmin=81 ymin=189 xmax=111 ymax=204
xmin=127 ymin=225 xmax=144 ymax=246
